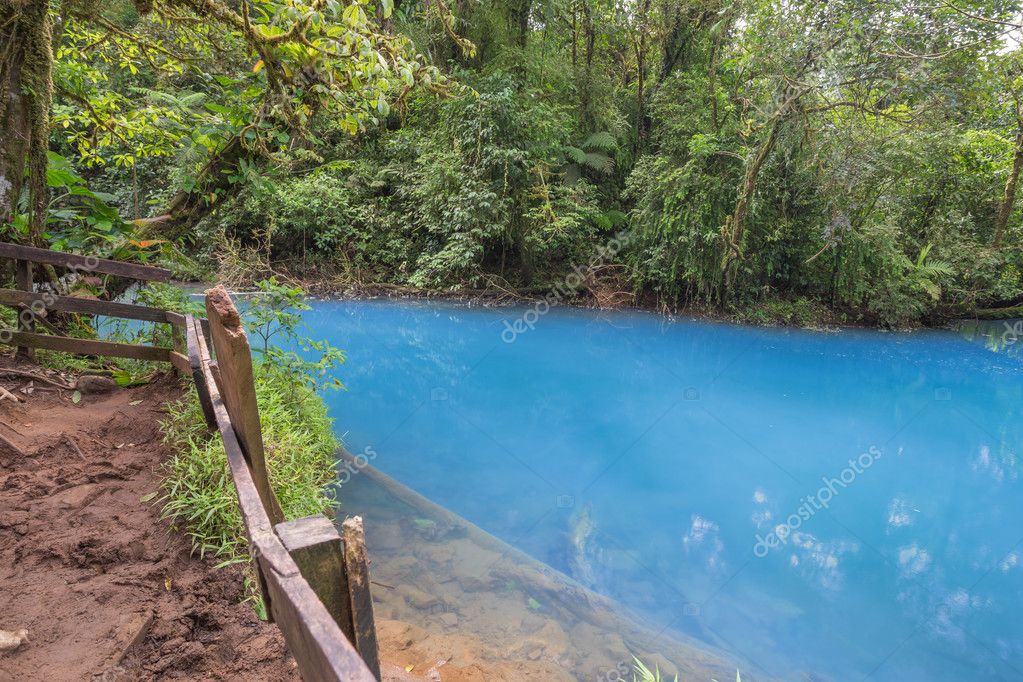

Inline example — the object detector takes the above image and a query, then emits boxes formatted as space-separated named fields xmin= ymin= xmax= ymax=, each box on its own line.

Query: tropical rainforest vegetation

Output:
xmin=4 ymin=0 xmax=1023 ymax=326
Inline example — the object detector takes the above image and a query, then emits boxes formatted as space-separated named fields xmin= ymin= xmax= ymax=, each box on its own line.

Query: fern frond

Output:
xmin=584 ymin=151 xmax=615 ymax=174
xmin=564 ymin=145 xmax=587 ymax=164
xmin=583 ymin=131 xmax=618 ymax=152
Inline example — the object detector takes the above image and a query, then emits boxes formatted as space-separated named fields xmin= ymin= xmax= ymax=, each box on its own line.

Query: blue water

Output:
xmin=301 ymin=299 xmax=1023 ymax=681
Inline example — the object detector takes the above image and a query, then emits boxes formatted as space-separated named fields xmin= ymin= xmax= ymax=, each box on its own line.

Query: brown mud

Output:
xmin=0 ymin=365 xmax=300 ymax=681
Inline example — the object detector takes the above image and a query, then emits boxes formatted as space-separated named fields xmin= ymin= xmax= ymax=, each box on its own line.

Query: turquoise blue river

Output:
xmin=299 ymin=299 xmax=1023 ymax=681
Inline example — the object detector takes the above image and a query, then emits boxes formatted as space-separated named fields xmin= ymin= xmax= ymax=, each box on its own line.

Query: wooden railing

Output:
xmin=0 ymin=244 xmax=380 ymax=681
xmin=0 ymin=241 xmax=185 ymax=364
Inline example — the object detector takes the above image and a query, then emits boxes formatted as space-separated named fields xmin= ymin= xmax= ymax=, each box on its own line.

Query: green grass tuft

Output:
xmin=159 ymin=361 xmax=339 ymax=562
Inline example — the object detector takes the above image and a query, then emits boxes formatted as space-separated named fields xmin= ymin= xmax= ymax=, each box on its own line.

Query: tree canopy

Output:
xmin=4 ymin=0 xmax=1023 ymax=325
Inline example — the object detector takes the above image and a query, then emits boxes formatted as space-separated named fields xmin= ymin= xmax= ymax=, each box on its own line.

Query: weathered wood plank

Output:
xmin=4 ymin=331 xmax=171 ymax=362
xmin=194 ymin=323 xmax=276 ymax=615
xmin=194 ymin=328 xmax=377 ymax=682
xmin=169 ymin=351 xmax=190 ymax=375
xmin=0 ymin=243 xmax=172 ymax=282
xmin=342 ymin=516 xmax=381 ymax=680
xmin=261 ymin=559 xmax=379 ymax=682
xmin=170 ymin=319 xmax=185 ymax=374
xmin=204 ymin=286 xmax=283 ymax=525
xmin=276 ymin=515 xmax=356 ymax=644
xmin=15 ymin=260 xmax=33 ymax=360
xmin=0 ymin=288 xmax=171 ymax=324
xmin=185 ymin=316 xmax=216 ymax=430
xmin=199 ymin=316 xmax=212 ymax=353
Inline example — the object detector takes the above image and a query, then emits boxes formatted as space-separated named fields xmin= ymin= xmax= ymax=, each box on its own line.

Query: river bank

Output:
xmin=205 ymin=261 xmax=1012 ymax=331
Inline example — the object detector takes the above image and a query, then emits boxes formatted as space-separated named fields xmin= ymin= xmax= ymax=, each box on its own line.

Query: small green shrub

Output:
xmin=731 ymin=296 xmax=832 ymax=327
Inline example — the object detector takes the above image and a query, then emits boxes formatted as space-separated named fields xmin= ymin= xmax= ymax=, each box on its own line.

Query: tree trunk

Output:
xmin=993 ymin=125 xmax=1023 ymax=249
xmin=633 ymin=0 xmax=651 ymax=147
xmin=720 ymin=107 xmax=786 ymax=305
xmin=0 ymin=1 xmax=52 ymax=244
xmin=134 ymin=136 xmax=245 ymax=243
xmin=571 ymin=0 xmax=577 ymax=68
xmin=579 ymin=0 xmax=595 ymax=126
xmin=510 ymin=0 xmax=530 ymax=48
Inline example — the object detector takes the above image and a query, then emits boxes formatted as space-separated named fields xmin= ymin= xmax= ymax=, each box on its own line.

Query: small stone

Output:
xmin=76 ymin=375 xmax=117 ymax=394
xmin=455 ymin=575 xmax=487 ymax=593
xmin=0 ymin=628 xmax=28 ymax=653
xmin=439 ymin=612 xmax=458 ymax=627
xmin=160 ymin=636 xmax=186 ymax=654
xmin=527 ymin=648 xmax=543 ymax=661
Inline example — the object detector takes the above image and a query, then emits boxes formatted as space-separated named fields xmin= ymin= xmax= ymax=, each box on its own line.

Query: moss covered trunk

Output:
xmin=0 ymin=0 xmax=52 ymax=243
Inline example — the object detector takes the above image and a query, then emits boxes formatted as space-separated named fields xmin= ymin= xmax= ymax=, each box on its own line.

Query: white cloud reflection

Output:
xmin=683 ymin=514 xmax=725 ymax=572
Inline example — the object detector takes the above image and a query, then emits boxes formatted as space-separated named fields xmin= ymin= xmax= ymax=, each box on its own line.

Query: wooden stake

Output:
xmin=276 ymin=515 xmax=356 ymax=645
xmin=342 ymin=517 xmax=381 ymax=680
xmin=14 ymin=260 xmax=33 ymax=361
xmin=204 ymin=286 xmax=283 ymax=524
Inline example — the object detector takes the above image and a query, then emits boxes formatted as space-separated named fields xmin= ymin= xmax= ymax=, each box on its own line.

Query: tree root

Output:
xmin=0 ymin=369 xmax=74 ymax=390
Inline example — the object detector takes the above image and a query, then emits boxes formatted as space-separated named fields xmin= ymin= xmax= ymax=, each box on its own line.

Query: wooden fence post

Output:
xmin=185 ymin=316 xmax=216 ymax=430
xmin=14 ymin=259 xmax=33 ymax=360
xmin=204 ymin=286 xmax=284 ymax=525
xmin=341 ymin=517 xmax=381 ymax=680
xmin=276 ymin=515 xmax=381 ymax=679
xmin=276 ymin=516 xmax=357 ymax=637
xmin=170 ymin=323 xmax=184 ymax=376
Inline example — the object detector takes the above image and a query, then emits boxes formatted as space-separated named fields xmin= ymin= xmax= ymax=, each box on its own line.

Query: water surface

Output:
xmin=303 ymin=299 xmax=1023 ymax=681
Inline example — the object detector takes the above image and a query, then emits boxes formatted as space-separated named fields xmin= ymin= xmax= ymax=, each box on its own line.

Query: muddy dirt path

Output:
xmin=0 ymin=367 xmax=301 ymax=681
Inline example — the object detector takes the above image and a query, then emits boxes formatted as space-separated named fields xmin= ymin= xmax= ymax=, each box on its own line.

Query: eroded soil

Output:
xmin=0 ymin=365 xmax=302 ymax=681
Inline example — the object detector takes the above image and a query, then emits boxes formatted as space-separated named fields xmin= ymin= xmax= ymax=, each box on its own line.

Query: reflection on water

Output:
xmin=334 ymin=455 xmax=745 ymax=681
xmin=958 ymin=318 xmax=1023 ymax=359
xmin=301 ymin=300 xmax=1023 ymax=681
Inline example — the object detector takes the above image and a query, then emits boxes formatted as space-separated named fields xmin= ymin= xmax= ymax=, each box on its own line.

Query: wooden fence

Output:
xmin=0 ymin=244 xmax=380 ymax=681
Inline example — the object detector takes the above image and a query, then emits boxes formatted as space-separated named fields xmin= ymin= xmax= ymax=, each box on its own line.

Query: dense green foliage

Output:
xmin=6 ymin=0 xmax=1023 ymax=325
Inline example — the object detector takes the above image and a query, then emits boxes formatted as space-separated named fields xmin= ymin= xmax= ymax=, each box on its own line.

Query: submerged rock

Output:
xmin=401 ymin=585 xmax=440 ymax=611
xmin=567 ymin=502 xmax=608 ymax=591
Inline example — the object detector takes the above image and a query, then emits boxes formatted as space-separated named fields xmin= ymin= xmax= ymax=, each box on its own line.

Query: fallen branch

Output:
xmin=0 ymin=628 xmax=29 ymax=653
xmin=16 ymin=304 xmax=61 ymax=335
